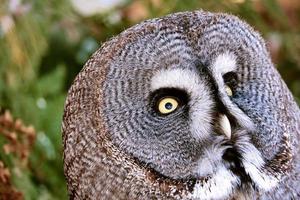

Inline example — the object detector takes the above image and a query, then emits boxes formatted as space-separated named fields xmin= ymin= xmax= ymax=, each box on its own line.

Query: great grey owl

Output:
xmin=62 ymin=11 xmax=300 ymax=199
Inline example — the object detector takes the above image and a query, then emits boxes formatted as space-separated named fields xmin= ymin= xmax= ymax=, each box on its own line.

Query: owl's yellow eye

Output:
xmin=225 ymin=85 xmax=233 ymax=96
xmin=158 ymin=97 xmax=179 ymax=114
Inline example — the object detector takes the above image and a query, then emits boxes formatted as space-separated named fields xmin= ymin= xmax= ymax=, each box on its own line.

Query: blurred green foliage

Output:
xmin=0 ymin=0 xmax=299 ymax=199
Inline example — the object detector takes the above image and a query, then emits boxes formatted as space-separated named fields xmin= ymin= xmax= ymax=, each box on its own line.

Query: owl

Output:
xmin=62 ymin=11 xmax=300 ymax=199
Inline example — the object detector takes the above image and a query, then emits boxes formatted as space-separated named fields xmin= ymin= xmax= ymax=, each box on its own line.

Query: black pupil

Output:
xmin=165 ymin=102 xmax=173 ymax=110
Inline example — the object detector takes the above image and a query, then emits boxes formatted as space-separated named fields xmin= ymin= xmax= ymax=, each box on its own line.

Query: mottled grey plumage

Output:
xmin=62 ymin=11 xmax=300 ymax=199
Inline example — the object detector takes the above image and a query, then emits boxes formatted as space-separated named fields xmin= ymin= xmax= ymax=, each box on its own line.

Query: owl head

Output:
xmin=62 ymin=11 xmax=300 ymax=199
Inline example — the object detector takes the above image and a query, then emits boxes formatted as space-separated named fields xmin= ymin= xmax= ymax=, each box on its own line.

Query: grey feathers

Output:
xmin=62 ymin=10 xmax=300 ymax=199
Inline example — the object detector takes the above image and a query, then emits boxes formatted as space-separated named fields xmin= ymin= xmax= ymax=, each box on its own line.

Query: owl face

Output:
xmin=102 ymin=16 xmax=280 ymax=197
xmin=104 ymin=52 xmax=236 ymax=179
xmin=64 ymin=11 xmax=298 ymax=199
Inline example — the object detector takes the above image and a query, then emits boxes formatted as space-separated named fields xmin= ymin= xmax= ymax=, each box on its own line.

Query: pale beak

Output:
xmin=219 ymin=114 xmax=231 ymax=139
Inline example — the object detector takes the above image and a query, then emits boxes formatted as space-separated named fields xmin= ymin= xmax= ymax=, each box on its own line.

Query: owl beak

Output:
xmin=219 ymin=114 xmax=231 ymax=139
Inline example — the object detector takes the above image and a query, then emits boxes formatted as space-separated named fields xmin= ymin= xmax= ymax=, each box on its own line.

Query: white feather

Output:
xmin=188 ymin=166 xmax=239 ymax=200
xmin=211 ymin=52 xmax=237 ymax=75
xmin=241 ymin=143 xmax=279 ymax=191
